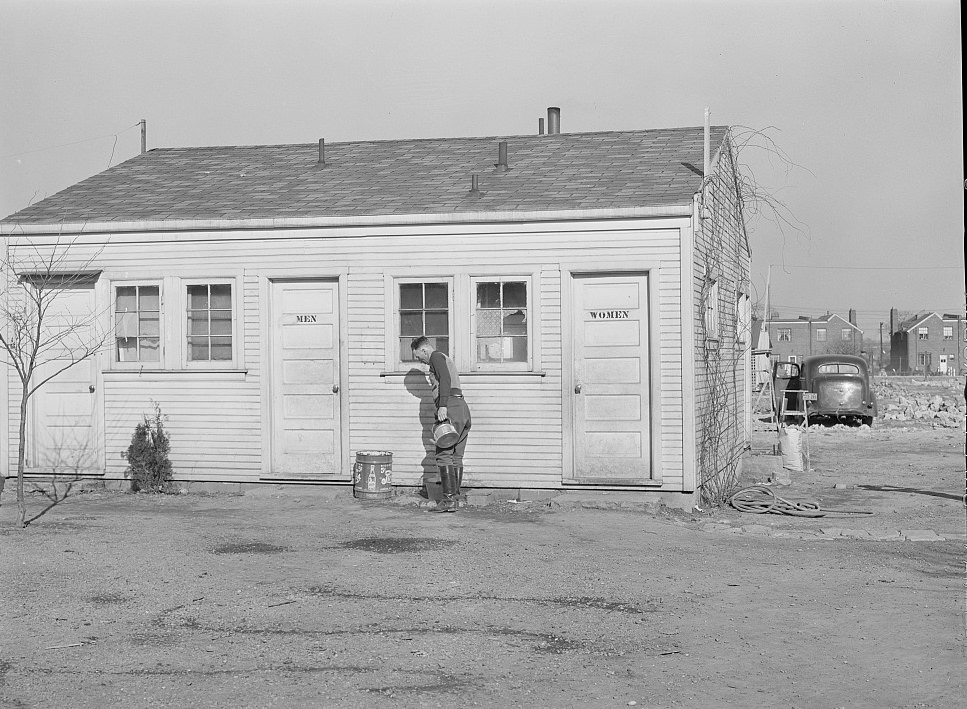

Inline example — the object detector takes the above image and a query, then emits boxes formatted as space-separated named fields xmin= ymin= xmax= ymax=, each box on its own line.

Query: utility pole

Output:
xmin=879 ymin=322 xmax=884 ymax=371
xmin=764 ymin=265 xmax=771 ymax=338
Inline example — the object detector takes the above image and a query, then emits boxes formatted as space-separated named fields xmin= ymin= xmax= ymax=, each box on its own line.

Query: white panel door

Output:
xmin=269 ymin=280 xmax=342 ymax=478
xmin=569 ymin=273 xmax=652 ymax=483
xmin=28 ymin=283 xmax=100 ymax=474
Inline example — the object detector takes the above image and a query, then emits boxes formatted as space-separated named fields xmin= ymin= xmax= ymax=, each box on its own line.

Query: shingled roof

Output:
xmin=2 ymin=126 xmax=729 ymax=227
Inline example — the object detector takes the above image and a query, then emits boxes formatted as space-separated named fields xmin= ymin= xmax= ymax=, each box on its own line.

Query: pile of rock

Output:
xmin=876 ymin=381 xmax=966 ymax=427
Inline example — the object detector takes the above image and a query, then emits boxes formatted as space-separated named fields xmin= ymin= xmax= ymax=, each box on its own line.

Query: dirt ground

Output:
xmin=1 ymin=380 xmax=964 ymax=708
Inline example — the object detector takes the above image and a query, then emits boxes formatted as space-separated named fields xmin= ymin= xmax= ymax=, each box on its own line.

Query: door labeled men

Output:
xmin=268 ymin=280 xmax=342 ymax=479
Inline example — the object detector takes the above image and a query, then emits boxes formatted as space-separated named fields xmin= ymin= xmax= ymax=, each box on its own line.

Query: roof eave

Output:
xmin=1 ymin=204 xmax=694 ymax=235
xmin=902 ymin=312 xmax=941 ymax=331
xmin=766 ymin=314 xmax=862 ymax=332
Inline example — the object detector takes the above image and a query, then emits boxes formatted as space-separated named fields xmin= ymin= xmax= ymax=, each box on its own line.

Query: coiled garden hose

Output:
xmin=728 ymin=485 xmax=874 ymax=518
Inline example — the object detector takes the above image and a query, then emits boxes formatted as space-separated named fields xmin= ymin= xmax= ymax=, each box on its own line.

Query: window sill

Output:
xmin=103 ymin=368 xmax=248 ymax=377
xmin=380 ymin=370 xmax=546 ymax=378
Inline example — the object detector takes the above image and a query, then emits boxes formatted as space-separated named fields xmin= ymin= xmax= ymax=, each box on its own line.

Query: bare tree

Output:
xmin=0 ymin=236 xmax=109 ymax=528
xmin=823 ymin=339 xmax=860 ymax=356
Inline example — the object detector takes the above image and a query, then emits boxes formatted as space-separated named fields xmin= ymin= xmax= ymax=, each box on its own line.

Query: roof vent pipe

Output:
xmin=495 ymin=141 xmax=509 ymax=171
xmin=470 ymin=174 xmax=480 ymax=193
xmin=140 ymin=119 xmax=146 ymax=154
xmin=318 ymin=138 xmax=326 ymax=166
xmin=538 ymin=117 xmax=545 ymax=135
xmin=547 ymin=106 xmax=561 ymax=134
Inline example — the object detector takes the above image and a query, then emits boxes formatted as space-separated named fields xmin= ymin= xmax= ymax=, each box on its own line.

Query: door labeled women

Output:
xmin=267 ymin=280 xmax=342 ymax=479
xmin=567 ymin=272 xmax=656 ymax=485
xmin=27 ymin=280 xmax=101 ymax=474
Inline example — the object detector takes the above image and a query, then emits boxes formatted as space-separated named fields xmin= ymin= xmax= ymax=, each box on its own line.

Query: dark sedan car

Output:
xmin=776 ymin=354 xmax=877 ymax=426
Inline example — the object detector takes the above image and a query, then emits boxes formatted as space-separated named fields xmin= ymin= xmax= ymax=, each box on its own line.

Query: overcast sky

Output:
xmin=1 ymin=0 xmax=962 ymax=336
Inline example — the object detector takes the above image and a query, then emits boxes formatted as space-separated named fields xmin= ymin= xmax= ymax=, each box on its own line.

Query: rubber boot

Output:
xmin=432 ymin=466 xmax=459 ymax=513
xmin=454 ymin=466 xmax=466 ymax=507
xmin=433 ymin=466 xmax=447 ymax=504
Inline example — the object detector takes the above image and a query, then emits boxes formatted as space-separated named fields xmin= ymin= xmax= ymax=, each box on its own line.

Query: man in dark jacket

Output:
xmin=411 ymin=336 xmax=471 ymax=513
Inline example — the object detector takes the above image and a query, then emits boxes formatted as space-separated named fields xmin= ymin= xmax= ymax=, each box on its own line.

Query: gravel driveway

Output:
xmin=1 ymin=423 xmax=963 ymax=708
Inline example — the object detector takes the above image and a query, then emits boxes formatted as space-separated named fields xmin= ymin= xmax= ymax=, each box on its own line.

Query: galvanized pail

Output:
xmin=431 ymin=419 xmax=458 ymax=448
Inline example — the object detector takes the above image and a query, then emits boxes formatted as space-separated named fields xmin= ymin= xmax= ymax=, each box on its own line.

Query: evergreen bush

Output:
xmin=124 ymin=404 xmax=173 ymax=493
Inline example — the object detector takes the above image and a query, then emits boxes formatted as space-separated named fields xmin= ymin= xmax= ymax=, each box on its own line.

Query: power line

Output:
xmin=765 ymin=303 xmax=961 ymax=313
xmin=763 ymin=264 xmax=963 ymax=271
xmin=0 ymin=123 xmax=141 ymax=160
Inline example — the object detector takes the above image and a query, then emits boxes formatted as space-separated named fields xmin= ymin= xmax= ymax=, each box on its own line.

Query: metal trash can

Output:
xmin=353 ymin=450 xmax=393 ymax=500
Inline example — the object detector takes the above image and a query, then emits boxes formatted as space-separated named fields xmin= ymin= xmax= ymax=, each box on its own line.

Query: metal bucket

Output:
xmin=353 ymin=450 xmax=393 ymax=500
xmin=431 ymin=419 xmax=459 ymax=447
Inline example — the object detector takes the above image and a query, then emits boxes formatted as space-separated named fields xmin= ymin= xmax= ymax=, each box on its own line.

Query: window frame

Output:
xmin=181 ymin=278 xmax=240 ymax=369
xmin=777 ymin=328 xmax=791 ymax=342
xmin=917 ymin=327 xmax=929 ymax=341
xmin=815 ymin=328 xmax=827 ymax=342
xmin=703 ymin=280 xmax=720 ymax=341
xmin=112 ymin=281 xmax=164 ymax=369
xmin=841 ymin=328 xmax=852 ymax=341
xmin=943 ymin=326 xmax=953 ymax=340
xmin=735 ymin=294 xmax=750 ymax=346
xmin=393 ymin=276 xmax=455 ymax=368
xmin=818 ymin=363 xmax=860 ymax=374
xmin=469 ymin=275 xmax=533 ymax=372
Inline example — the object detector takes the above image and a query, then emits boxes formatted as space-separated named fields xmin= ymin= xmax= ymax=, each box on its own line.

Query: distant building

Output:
xmin=764 ymin=310 xmax=863 ymax=364
xmin=889 ymin=310 xmax=964 ymax=375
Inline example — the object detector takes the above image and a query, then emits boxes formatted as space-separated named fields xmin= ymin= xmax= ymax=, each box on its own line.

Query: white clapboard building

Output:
xmin=1 ymin=110 xmax=752 ymax=507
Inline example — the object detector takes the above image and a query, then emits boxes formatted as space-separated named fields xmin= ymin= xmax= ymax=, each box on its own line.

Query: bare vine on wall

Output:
xmin=728 ymin=126 xmax=811 ymax=249
xmin=696 ymin=140 xmax=744 ymax=507
xmin=696 ymin=129 xmax=807 ymax=507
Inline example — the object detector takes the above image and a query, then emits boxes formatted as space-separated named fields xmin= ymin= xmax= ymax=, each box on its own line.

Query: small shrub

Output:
xmin=124 ymin=404 xmax=173 ymax=493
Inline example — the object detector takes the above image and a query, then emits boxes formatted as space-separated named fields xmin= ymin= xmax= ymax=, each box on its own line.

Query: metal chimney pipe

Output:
xmin=547 ymin=107 xmax=561 ymax=134
xmin=496 ymin=141 xmax=508 ymax=171
xmin=318 ymin=139 xmax=326 ymax=166
xmin=538 ymin=117 xmax=545 ymax=135
xmin=140 ymin=119 xmax=146 ymax=154
xmin=471 ymin=174 xmax=479 ymax=192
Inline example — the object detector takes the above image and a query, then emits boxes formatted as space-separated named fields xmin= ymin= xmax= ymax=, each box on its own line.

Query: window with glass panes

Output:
xmin=816 ymin=328 xmax=827 ymax=341
xmin=399 ymin=282 xmax=448 ymax=362
xmin=187 ymin=284 xmax=233 ymax=361
xmin=841 ymin=328 xmax=852 ymax=341
xmin=703 ymin=281 xmax=720 ymax=339
xmin=735 ymin=294 xmax=750 ymax=344
xmin=116 ymin=285 xmax=160 ymax=362
xmin=475 ymin=280 xmax=527 ymax=363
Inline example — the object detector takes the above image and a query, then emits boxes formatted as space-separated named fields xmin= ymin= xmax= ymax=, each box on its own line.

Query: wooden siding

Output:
xmin=101 ymin=375 xmax=261 ymax=480
xmin=689 ymin=137 xmax=752 ymax=499
xmin=3 ymin=218 xmax=691 ymax=490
